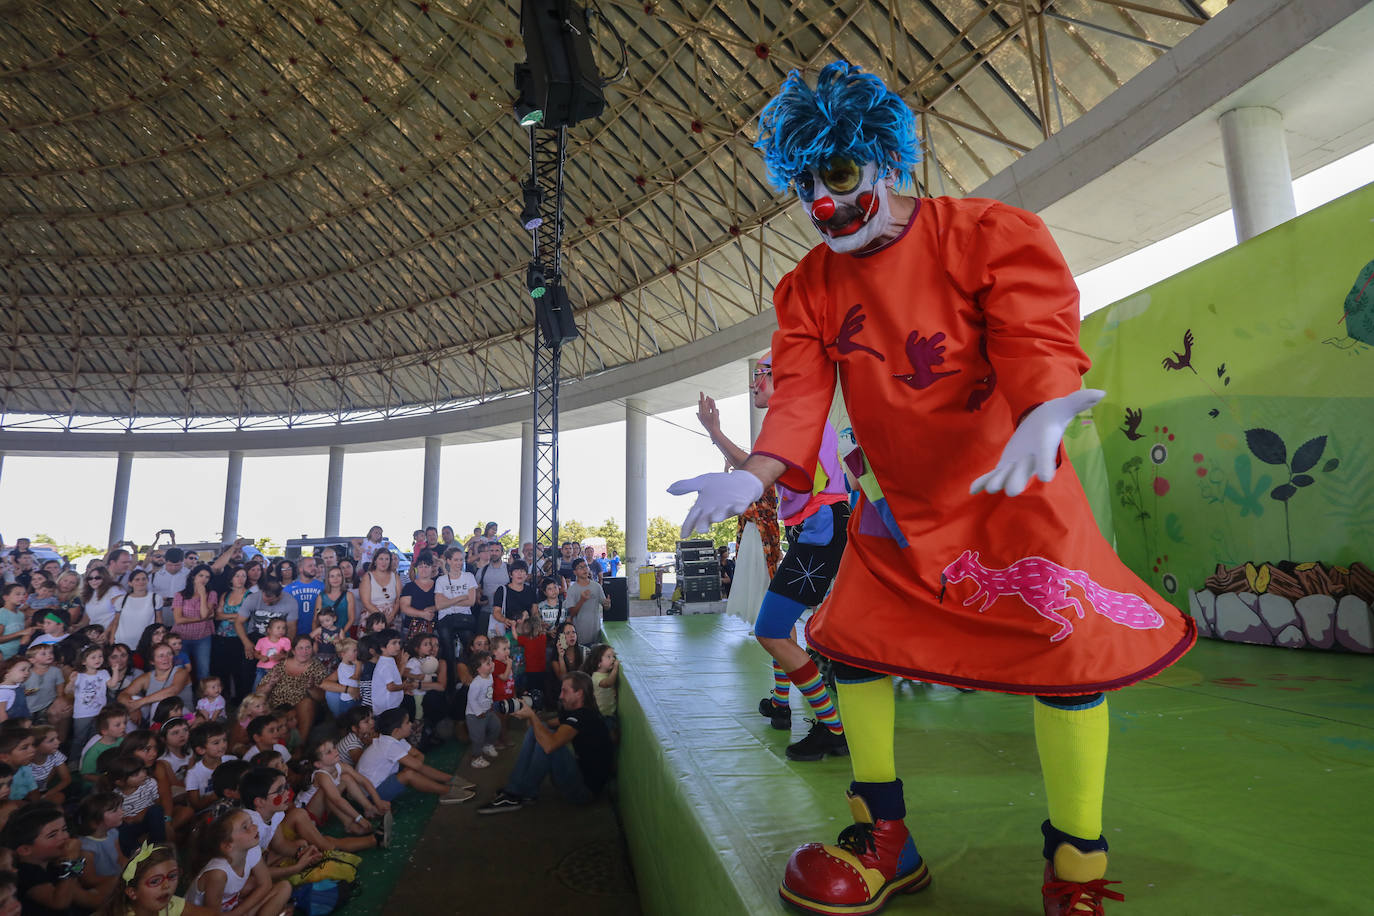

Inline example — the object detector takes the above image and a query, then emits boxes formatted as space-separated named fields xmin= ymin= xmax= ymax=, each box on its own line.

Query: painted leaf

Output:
xmin=1324 ymin=458 xmax=1340 ymax=473
xmin=1270 ymin=483 xmax=1297 ymax=502
xmin=1243 ymin=562 xmax=1271 ymax=593
xmin=1292 ymin=474 xmax=1315 ymax=487
xmin=1290 ymin=436 xmax=1327 ymax=474
xmin=1245 ymin=428 xmax=1287 ymax=465
xmin=1165 ymin=513 xmax=1185 ymax=544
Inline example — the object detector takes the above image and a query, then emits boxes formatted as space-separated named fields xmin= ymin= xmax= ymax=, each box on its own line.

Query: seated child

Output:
xmin=229 ymin=693 xmax=269 ymax=758
xmin=186 ymin=808 xmax=293 ymax=913
xmin=75 ymin=791 xmax=126 ymax=887
xmin=298 ymin=737 xmax=390 ymax=845
xmin=357 ymin=708 xmax=473 ymax=804
xmin=162 ymin=633 xmax=191 ymax=673
xmin=156 ymin=717 xmax=193 ymax=792
xmin=0 ymin=763 xmax=17 ymax=835
xmin=119 ymin=729 xmax=194 ymax=834
xmin=111 ymin=842 xmax=210 ymax=916
xmin=334 ymin=706 xmax=374 ymax=767
xmin=243 ymin=715 xmax=290 ymax=762
xmin=253 ymin=620 xmax=291 ymax=690
xmin=0 ymin=728 xmax=37 ymax=802
xmin=80 ymin=704 xmax=129 ymax=777
xmin=3 ymin=800 xmax=110 ymax=912
xmin=99 ymin=752 xmax=166 ymax=856
xmin=238 ymin=765 xmax=374 ymax=879
xmin=28 ymin=724 xmax=70 ymax=803
xmin=185 ymin=722 xmax=237 ymax=812
xmin=26 ymin=610 xmax=69 ymax=648
xmin=195 ymin=675 xmax=226 ymax=722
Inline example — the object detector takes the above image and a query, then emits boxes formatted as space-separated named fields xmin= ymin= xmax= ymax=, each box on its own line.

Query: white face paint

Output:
xmin=795 ymin=158 xmax=898 ymax=254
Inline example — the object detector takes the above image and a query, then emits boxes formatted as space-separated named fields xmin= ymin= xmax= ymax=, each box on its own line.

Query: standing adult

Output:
xmin=239 ymin=580 xmax=296 ymax=690
xmin=286 ymin=556 xmax=325 ymax=640
xmin=213 ymin=567 xmax=254 ymax=700
xmin=491 ymin=562 xmax=536 ymax=636
xmin=670 ymin=62 xmax=1196 ymax=916
xmin=555 ymin=543 xmax=578 ymax=589
xmin=80 ymin=567 xmax=125 ymax=630
xmin=581 ymin=546 xmax=604 ymax=585
xmin=359 ymin=549 xmax=400 ymax=628
xmin=693 ymin=355 xmax=851 ymax=762
xmin=475 ymin=542 xmax=510 ymax=638
xmin=171 ymin=564 xmax=217 ymax=680
xmin=109 ymin=569 xmax=158 ymax=649
xmin=564 ymin=560 xmax=610 ymax=648
xmin=104 ymin=548 xmax=135 ymax=587
xmin=54 ymin=571 xmax=86 ymax=628
xmin=434 ymin=548 xmax=479 ymax=667
xmin=150 ymin=547 xmax=190 ymax=628
xmin=314 ymin=566 xmax=355 ymax=636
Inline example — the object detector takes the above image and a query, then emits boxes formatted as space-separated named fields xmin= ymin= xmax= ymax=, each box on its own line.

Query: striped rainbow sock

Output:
xmin=790 ymin=659 xmax=843 ymax=734
xmin=772 ymin=659 xmax=790 ymax=708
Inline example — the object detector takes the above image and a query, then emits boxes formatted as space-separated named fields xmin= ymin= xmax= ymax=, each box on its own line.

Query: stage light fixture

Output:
xmin=519 ymin=181 xmax=544 ymax=230
xmin=527 ymin=263 xmax=548 ymax=299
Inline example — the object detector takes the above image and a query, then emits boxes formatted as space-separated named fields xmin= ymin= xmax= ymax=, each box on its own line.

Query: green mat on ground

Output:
xmin=607 ymin=614 xmax=1374 ymax=916
xmin=335 ymin=739 xmax=462 ymax=914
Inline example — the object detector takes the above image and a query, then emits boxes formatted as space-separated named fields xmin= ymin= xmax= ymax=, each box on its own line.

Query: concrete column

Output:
xmin=747 ymin=357 xmax=767 ymax=446
xmin=1218 ymin=107 xmax=1296 ymax=243
xmin=324 ymin=447 xmax=345 ymax=538
xmin=421 ymin=437 xmax=441 ymax=530
xmin=221 ymin=450 xmax=244 ymax=542
xmin=108 ymin=451 xmax=134 ymax=545
xmin=625 ymin=398 xmax=648 ymax=596
xmin=519 ymin=422 xmax=535 ymax=550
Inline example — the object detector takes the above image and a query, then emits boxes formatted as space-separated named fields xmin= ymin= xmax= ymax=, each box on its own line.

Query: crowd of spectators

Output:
xmin=0 ymin=525 xmax=621 ymax=914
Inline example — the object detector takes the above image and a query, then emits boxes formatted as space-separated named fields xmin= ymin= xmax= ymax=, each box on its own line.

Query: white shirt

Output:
xmin=435 ymin=572 xmax=478 ymax=619
xmin=466 ymin=674 xmax=494 ymax=717
xmin=151 ymin=567 xmax=190 ymax=604
xmin=245 ymin=808 xmax=285 ymax=853
xmin=185 ymin=755 xmax=238 ymax=796
xmin=188 ymin=846 xmax=262 ymax=909
xmin=357 ymin=734 xmax=410 ymax=788
xmin=83 ymin=588 xmax=126 ymax=627
xmin=370 ymin=656 xmax=402 ymax=714
xmin=243 ymin=742 xmax=290 ymax=762
xmin=112 ymin=592 xmax=159 ymax=647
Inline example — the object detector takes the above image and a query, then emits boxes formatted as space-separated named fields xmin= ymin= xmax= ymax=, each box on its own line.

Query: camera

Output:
xmin=493 ymin=696 xmax=534 ymax=715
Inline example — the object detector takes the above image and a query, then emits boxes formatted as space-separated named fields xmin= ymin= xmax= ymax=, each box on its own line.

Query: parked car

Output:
xmin=647 ymin=551 xmax=677 ymax=569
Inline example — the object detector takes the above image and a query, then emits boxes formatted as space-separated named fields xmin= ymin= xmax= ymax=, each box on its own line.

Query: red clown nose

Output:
xmin=811 ymin=197 xmax=836 ymax=220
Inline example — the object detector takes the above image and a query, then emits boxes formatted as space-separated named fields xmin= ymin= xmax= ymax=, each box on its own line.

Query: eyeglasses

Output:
xmin=269 ymin=787 xmax=293 ymax=806
xmin=752 ymin=367 xmax=772 ymax=379
xmin=143 ymin=870 xmax=180 ymax=889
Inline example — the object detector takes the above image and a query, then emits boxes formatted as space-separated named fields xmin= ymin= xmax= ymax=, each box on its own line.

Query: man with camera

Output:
xmin=476 ymin=670 xmax=613 ymax=813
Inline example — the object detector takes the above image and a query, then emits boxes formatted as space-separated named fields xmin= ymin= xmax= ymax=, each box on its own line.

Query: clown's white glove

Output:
xmin=970 ymin=389 xmax=1105 ymax=497
xmin=667 ymin=470 xmax=765 ymax=538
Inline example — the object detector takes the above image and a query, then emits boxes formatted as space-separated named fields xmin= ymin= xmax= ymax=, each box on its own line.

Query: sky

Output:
xmin=3 ymin=142 xmax=1373 ymax=552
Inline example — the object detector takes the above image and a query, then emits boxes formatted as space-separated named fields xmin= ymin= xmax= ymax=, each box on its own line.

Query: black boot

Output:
xmin=785 ymin=719 xmax=848 ymax=761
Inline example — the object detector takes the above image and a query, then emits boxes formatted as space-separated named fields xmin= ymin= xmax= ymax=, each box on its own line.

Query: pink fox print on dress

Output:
xmin=941 ymin=549 xmax=1165 ymax=642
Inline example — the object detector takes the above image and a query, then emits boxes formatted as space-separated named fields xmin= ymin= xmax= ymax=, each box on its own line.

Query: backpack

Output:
xmin=290 ymin=878 xmax=353 ymax=915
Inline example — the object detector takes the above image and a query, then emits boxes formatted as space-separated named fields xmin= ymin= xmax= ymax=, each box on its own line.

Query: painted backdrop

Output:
xmin=1065 ymin=182 xmax=1374 ymax=648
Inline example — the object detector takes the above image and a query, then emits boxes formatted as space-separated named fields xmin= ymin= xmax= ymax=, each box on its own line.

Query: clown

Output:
xmin=687 ymin=350 xmax=850 ymax=762
xmin=670 ymin=63 xmax=1196 ymax=916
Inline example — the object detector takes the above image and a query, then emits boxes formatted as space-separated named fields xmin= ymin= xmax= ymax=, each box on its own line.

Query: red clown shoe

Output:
xmin=779 ymin=788 xmax=930 ymax=915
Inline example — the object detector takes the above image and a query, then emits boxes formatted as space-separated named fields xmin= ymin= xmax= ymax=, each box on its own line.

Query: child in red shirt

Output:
xmin=513 ymin=615 xmax=549 ymax=710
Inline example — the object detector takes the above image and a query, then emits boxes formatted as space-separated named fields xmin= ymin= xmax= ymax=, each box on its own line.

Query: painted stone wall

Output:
xmin=1065 ymin=182 xmax=1374 ymax=651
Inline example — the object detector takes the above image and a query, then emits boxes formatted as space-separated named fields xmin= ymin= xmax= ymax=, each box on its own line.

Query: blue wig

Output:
xmin=755 ymin=62 xmax=921 ymax=193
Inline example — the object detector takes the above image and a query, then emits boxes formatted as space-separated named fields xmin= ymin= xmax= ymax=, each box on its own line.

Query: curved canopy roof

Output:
xmin=0 ymin=0 xmax=1217 ymax=432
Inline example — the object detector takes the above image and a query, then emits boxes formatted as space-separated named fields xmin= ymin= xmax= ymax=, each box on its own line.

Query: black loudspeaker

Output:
xmin=536 ymin=284 xmax=579 ymax=346
xmin=680 ymin=575 xmax=722 ymax=603
xmin=604 ymin=577 xmax=629 ymax=622
xmin=518 ymin=0 xmax=605 ymax=128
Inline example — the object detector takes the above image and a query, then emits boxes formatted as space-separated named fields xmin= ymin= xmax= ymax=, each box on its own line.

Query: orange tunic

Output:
xmin=753 ymin=197 xmax=1195 ymax=695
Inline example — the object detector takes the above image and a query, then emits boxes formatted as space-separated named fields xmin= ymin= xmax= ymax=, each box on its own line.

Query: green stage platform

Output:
xmin=605 ymin=614 xmax=1373 ymax=916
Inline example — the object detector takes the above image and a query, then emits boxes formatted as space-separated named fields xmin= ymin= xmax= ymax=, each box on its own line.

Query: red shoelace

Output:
xmin=1042 ymin=877 xmax=1125 ymax=915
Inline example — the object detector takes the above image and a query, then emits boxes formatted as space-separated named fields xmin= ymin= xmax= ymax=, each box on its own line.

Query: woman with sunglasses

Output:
xmin=81 ymin=566 xmax=126 ymax=630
